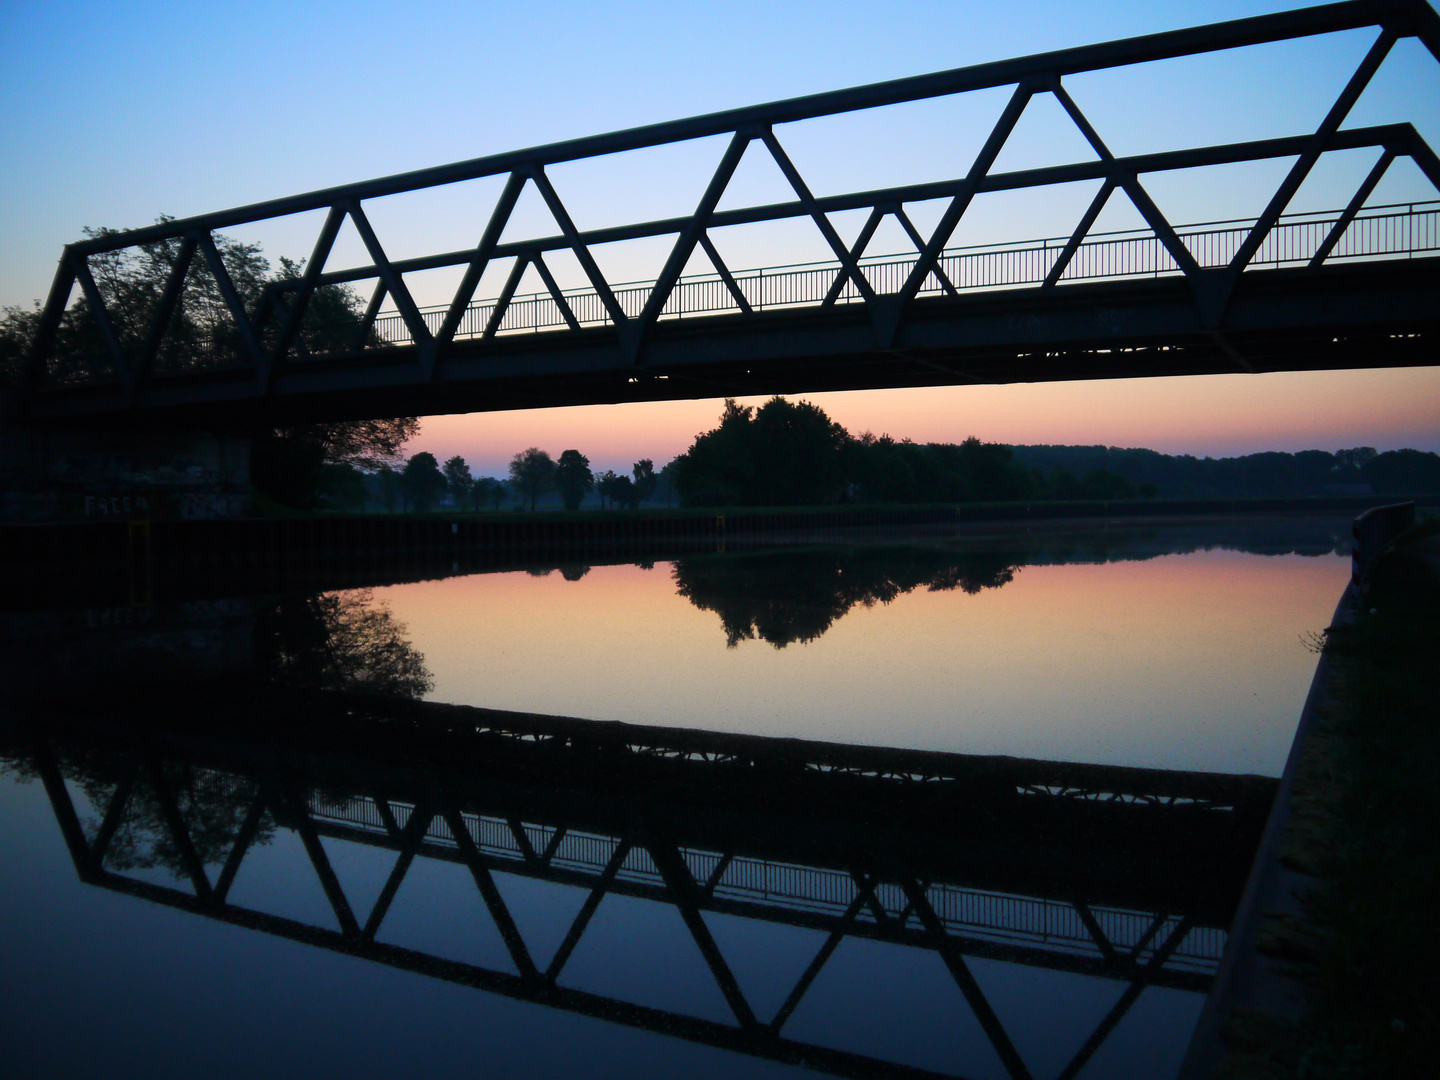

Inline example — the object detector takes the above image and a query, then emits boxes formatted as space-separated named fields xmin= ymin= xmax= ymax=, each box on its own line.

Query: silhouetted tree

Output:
xmin=470 ymin=475 xmax=503 ymax=511
xmin=509 ymin=447 xmax=556 ymax=511
xmin=442 ymin=455 xmax=474 ymax=507
xmin=373 ymin=465 xmax=403 ymax=512
xmin=319 ymin=462 xmax=369 ymax=510
xmin=252 ymin=417 xmax=419 ymax=509
xmin=674 ymin=397 xmax=848 ymax=507
xmin=595 ymin=469 xmax=620 ymax=509
xmin=632 ymin=458 xmax=658 ymax=504
xmin=599 ymin=471 xmax=639 ymax=509
xmin=401 ymin=452 xmax=446 ymax=512
xmin=555 ymin=449 xmax=594 ymax=512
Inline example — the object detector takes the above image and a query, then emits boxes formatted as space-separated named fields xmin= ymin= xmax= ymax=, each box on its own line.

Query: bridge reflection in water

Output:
xmin=21 ymin=686 xmax=1274 ymax=1080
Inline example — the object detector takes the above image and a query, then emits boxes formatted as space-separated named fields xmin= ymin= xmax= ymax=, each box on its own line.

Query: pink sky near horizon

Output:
xmin=413 ymin=365 xmax=1440 ymax=478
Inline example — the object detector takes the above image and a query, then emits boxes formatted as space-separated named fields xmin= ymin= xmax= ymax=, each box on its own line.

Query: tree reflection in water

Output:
xmin=672 ymin=547 xmax=1018 ymax=648
xmin=255 ymin=589 xmax=432 ymax=698
xmin=7 ymin=589 xmax=433 ymax=883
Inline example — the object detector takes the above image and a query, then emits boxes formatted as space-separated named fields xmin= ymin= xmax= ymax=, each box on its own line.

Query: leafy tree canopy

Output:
xmin=442 ymin=455 xmax=474 ymax=506
xmin=401 ymin=452 xmax=447 ymax=512
xmin=509 ymin=447 xmax=556 ymax=511
xmin=554 ymin=449 xmax=594 ymax=512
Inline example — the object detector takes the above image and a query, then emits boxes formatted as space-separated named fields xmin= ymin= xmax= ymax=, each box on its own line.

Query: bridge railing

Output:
xmin=306 ymin=790 xmax=1226 ymax=974
xmin=366 ymin=200 xmax=1440 ymax=346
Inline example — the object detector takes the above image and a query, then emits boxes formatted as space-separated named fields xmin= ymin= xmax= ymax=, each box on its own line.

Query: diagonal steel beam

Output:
xmin=1042 ymin=179 xmax=1115 ymax=288
xmin=18 ymin=266 xmax=77 ymax=413
xmin=482 ymin=255 xmax=532 ymax=339
xmin=649 ymin=838 xmax=758 ymax=1029
xmin=702 ymin=851 xmax=735 ymax=897
xmin=31 ymin=734 xmax=98 ymax=880
xmin=1051 ymin=83 xmax=1200 ymax=278
xmin=278 ymin=780 xmax=359 ymax=936
xmin=1072 ymin=900 xmax=1120 ymax=964
xmin=1309 ymin=149 xmax=1396 ymax=267
xmin=629 ymin=130 xmax=753 ymax=362
xmin=1219 ymin=28 xmax=1398 ymax=317
xmin=355 ymin=280 xmax=388 ymax=349
xmin=530 ymin=253 xmax=581 ymax=331
xmin=68 ymin=253 xmax=128 ymax=379
xmin=213 ymin=791 xmax=268 ymax=904
xmin=144 ymin=756 xmax=215 ymax=902
xmin=342 ymin=199 xmax=433 ymax=356
xmin=1402 ymin=126 xmax=1440 ymax=194
xmin=362 ymin=804 xmax=434 ymax=941
xmin=129 ymin=236 xmax=197 ymax=407
xmin=444 ymin=805 xmax=541 ymax=982
xmin=89 ymin=768 xmax=138 ymax=873
xmin=1056 ymin=917 xmax=1195 ymax=1080
xmin=507 ymin=818 xmax=539 ymax=865
xmin=436 ymin=170 xmax=527 ymax=363
xmin=823 ymin=205 xmax=886 ymax=306
xmin=903 ymin=879 xmax=1033 ymax=1080
xmin=540 ymin=825 xmax=568 ymax=865
xmin=267 ymin=204 xmax=348 ymax=387
xmin=193 ymin=230 xmax=267 ymax=370
xmin=762 ymin=129 xmax=878 ymax=308
xmin=769 ymin=889 xmax=869 ymax=1035
xmin=883 ymin=80 xmax=1037 ymax=347
xmin=545 ymin=838 xmax=632 ymax=984
xmin=893 ymin=205 xmax=959 ymax=297
xmin=527 ymin=166 xmax=629 ymax=331
xmin=697 ymin=234 xmax=754 ymax=315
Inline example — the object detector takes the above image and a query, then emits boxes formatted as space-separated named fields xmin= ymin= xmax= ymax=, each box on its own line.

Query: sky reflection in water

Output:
xmin=0 ymin=519 xmax=1352 ymax=1079
xmin=385 ymin=529 xmax=1350 ymax=775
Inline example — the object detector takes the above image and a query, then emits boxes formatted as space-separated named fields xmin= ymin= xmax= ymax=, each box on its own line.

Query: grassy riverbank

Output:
xmin=1218 ymin=517 xmax=1440 ymax=1078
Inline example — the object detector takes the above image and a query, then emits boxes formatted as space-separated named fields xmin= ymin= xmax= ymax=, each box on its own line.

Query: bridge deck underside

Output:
xmin=29 ymin=259 xmax=1440 ymax=429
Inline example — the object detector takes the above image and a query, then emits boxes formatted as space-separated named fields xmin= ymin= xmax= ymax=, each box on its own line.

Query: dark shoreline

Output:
xmin=0 ymin=498 xmax=1387 ymax=613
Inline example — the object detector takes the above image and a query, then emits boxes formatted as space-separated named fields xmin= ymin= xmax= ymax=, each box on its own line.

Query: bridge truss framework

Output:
xmin=17 ymin=0 xmax=1440 ymax=428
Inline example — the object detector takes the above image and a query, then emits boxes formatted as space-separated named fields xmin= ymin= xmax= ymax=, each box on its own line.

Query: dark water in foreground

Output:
xmin=0 ymin=517 xmax=1351 ymax=1079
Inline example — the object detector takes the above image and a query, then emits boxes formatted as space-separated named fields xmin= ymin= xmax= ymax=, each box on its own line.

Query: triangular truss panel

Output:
xmin=1139 ymin=158 xmax=1302 ymax=267
xmin=773 ymin=84 xmax=1018 ymax=199
xmin=1340 ymin=35 xmax=1440 ymax=142
xmin=783 ymin=933 xmax=1012 ymax=1076
xmin=557 ymin=888 xmax=739 ymax=1023
xmin=990 ymin=89 xmax=1105 ymax=174
xmin=371 ymin=851 xmax=523 ymax=974
xmin=712 ymin=136 xmax=802 ymax=213
xmin=544 ymin=134 xmax=732 ymax=232
xmin=1059 ymin=27 xmax=1382 ymax=157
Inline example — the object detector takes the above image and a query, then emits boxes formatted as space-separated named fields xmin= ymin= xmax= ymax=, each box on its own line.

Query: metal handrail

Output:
xmin=367 ymin=200 xmax=1439 ymax=345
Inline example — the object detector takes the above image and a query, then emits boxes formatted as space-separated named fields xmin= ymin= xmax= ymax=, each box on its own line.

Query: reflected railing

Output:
xmin=14 ymin=686 xmax=1275 ymax=1080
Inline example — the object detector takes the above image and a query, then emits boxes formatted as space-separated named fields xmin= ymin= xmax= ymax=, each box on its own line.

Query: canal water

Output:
xmin=0 ymin=516 xmax=1351 ymax=1079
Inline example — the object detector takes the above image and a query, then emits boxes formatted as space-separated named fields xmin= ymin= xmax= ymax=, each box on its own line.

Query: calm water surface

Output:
xmin=0 ymin=518 xmax=1351 ymax=1079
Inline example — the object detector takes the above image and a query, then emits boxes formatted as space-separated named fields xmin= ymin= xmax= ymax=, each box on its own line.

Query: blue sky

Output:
xmin=3 ymin=0 xmax=1438 ymax=469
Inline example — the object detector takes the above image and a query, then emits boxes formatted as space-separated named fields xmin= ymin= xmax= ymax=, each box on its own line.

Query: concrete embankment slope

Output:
xmin=1181 ymin=504 xmax=1439 ymax=1079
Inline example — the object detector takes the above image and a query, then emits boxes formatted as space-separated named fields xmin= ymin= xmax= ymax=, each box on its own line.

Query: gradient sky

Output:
xmin=3 ymin=0 xmax=1438 ymax=475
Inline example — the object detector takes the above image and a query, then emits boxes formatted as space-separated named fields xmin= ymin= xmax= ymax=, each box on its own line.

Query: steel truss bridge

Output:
xmin=16 ymin=0 xmax=1440 ymax=429
xmin=21 ymin=687 xmax=1276 ymax=1080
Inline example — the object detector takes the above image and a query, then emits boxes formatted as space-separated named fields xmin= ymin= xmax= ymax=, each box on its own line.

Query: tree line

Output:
xmin=669 ymin=397 xmax=1440 ymax=508
xmin=319 ymin=447 xmax=666 ymax=514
